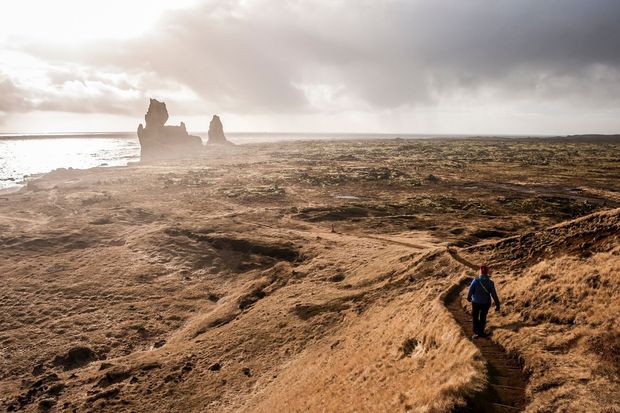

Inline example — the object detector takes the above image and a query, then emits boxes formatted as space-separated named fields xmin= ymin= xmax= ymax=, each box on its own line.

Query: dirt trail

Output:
xmin=358 ymin=234 xmax=429 ymax=249
xmin=444 ymin=279 xmax=528 ymax=413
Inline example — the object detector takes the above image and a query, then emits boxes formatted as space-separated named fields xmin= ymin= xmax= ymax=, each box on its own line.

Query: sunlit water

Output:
xmin=0 ymin=132 xmax=427 ymax=189
xmin=0 ymin=134 xmax=140 ymax=189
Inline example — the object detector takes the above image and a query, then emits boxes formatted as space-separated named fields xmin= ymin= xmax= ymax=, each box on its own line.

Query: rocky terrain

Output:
xmin=0 ymin=137 xmax=618 ymax=412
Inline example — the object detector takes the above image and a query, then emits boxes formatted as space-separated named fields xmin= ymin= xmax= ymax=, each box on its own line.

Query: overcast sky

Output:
xmin=1 ymin=0 xmax=619 ymax=134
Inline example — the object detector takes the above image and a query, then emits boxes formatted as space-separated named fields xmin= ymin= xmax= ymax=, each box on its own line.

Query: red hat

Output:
xmin=479 ymin=265 xmax=489 ymax=274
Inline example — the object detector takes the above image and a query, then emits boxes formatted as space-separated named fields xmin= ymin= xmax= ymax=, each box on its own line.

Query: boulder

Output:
xmin=207 ymin=115 xmax=232 ymax=145
xmin=137 ymin=99 xmax=203 ymax=161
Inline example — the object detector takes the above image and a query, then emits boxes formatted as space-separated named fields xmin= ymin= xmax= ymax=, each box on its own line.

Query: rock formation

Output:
xmin=207 ymin=115 xmax=232 ymax=145
xmin=137 ymin=99 xmax=203 ymax=160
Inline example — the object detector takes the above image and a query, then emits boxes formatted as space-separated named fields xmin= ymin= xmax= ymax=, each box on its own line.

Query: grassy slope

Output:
xmin=1 ymin=140 xmax=619 ymax=412
xmin=460 ymin=208 xmax=620 ymax=412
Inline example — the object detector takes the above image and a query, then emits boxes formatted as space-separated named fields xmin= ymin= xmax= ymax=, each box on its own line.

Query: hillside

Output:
xmin=1 ymin=138 xmax=618 ymax=412
xmin=459 ymin=208 xmax=620 ymax=412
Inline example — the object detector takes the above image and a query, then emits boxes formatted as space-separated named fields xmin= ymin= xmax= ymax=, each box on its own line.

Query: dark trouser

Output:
xmin=472 ymin=302 xmax=491 ymax=335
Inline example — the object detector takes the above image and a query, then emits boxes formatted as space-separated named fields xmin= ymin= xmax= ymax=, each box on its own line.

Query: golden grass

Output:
xmin=1 ymin=139 xmax=618 ymax=412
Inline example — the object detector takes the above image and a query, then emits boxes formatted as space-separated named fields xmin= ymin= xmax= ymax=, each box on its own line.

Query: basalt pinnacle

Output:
xmin=136 ymin=99 xmax=203 ymax=161
xmin=207 ymin=115 xmax=231 ymax=145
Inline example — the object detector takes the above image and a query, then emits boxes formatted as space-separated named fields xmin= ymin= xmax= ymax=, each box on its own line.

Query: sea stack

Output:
xmin=207 ymin=115 xmax=231 ymax=145
xmin=136 ymin=99 xmax=203 ymax=161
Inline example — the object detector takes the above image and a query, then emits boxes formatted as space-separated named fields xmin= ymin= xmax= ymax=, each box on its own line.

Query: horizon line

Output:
xmin=3 ymin=130 xmax=614 ymax=138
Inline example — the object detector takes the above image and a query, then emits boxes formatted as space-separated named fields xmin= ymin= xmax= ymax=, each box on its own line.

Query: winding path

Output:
xmin=213 ymin=218 xmax=529 ymax=411
xmin=444 ymin=278 xmax=528 ymax=413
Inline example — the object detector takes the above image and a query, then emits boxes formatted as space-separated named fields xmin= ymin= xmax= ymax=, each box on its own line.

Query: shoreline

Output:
xmin=3 ymin=133 xmax=620 ymax=192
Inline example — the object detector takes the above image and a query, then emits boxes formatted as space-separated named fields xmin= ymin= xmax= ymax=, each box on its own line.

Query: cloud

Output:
xmin=3 ymin=0 xmax=620 ymax=128
xmin=0 ymin=76 xmax=29 ymax=125
xmin=0 ymin=76 xmax=29 ymax=112
xmin=0 ymin=61 xmax=203 ymax=119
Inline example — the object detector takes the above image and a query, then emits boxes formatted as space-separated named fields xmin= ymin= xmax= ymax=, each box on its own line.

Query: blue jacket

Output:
xmin=467 ymin=275 xmax=500 ymax=306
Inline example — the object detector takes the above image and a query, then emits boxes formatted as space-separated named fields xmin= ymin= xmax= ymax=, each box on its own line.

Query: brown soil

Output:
xmin=1 ymin=137 xmax=619 ymax=412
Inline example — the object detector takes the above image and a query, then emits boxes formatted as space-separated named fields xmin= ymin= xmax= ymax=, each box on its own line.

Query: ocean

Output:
xmin=0 ymin=132 xmax=423 ymax=189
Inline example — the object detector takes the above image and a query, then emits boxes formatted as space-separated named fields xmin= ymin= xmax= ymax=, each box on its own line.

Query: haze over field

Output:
xmin=1 ymin=0 xmax=620 ymax=134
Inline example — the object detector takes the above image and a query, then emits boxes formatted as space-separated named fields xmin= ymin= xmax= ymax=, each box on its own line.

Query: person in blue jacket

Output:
xmin=447 ymin=246 xmax=501 ymax=339
xmin=467 ymin=264 xmax=500 ymax=338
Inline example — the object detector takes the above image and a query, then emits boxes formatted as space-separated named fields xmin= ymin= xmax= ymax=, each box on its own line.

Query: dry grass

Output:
xmin=496 ymin=249 xmax=620 ymax=412
xmin=458 ymin=209 xmax=620 ymax=412
xmin=0 ymin=138 xmax=618 ymax=412
xmin=242 ymin=258 xmax=485 ymax=413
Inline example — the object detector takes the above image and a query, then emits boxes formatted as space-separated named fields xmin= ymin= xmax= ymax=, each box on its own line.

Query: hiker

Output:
xmin=446 ymin=247 xmax=500 ymax=338
xmin=467 ymin=265 xmax=500 ymax=338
